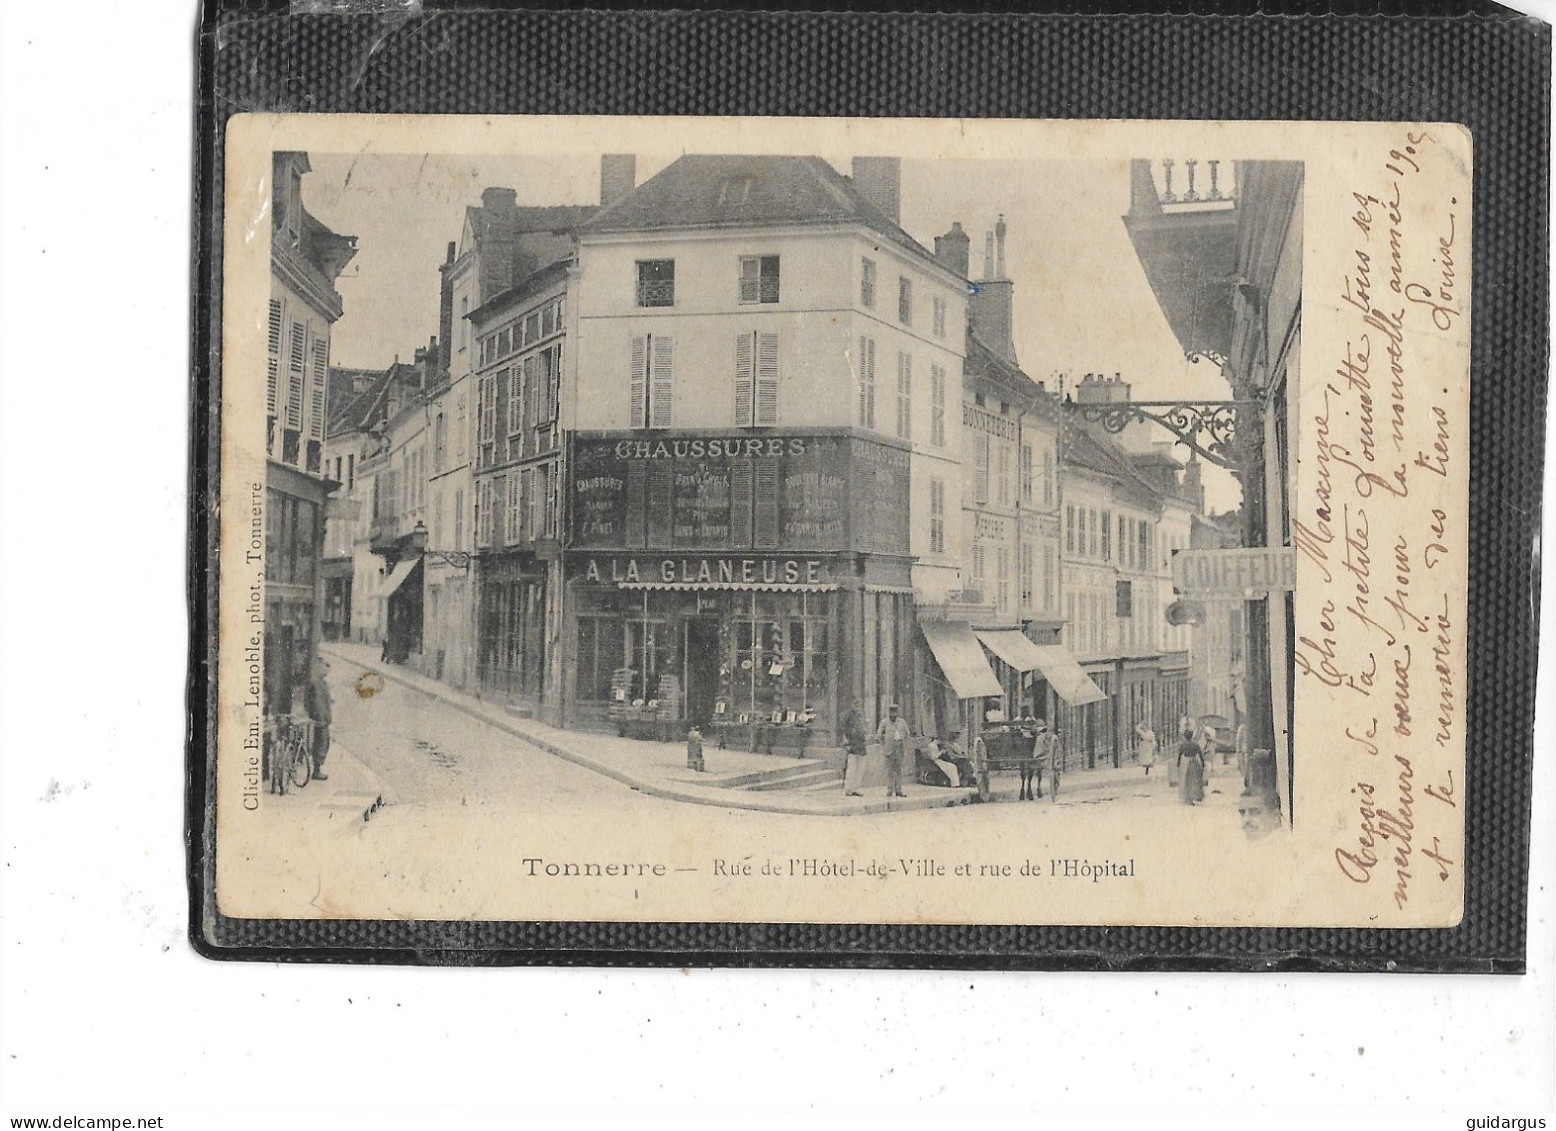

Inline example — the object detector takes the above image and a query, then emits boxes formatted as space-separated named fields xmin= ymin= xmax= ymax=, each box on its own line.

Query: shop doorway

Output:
xmin=683 ymin=618 xmax=720 ymax=726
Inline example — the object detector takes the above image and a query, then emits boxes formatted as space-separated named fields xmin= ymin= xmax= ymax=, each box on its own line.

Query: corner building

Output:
xmin=565 ymin=155 xmax=968 ymax=752
xmin=264 ymin=152 xmax=356 ymax=713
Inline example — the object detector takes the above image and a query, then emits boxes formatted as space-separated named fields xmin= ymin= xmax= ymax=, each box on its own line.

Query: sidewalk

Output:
xmin=320 ymin=641 xmax=1177 ymax=817
xmin=258 ymin=730 xmax=396 ymax=834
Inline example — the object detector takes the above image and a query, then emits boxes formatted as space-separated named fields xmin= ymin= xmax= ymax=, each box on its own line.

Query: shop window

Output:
xmin=576 ymin=616 xmax=616 ymax=703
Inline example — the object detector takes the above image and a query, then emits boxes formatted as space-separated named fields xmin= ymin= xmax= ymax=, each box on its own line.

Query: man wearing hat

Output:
xmin=875 ymin=702 xmax=912 ymax=798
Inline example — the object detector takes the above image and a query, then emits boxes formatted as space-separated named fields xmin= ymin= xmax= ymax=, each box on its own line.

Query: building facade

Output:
xmin=1125 ymin=156 xmax=1305 ymax=817
xmin=469 ymin=259 xmax=571 ymax=720
xmin=910 ymin=217 xmax=1097 ymax=746
xmin=264 ymin=151 xmax=355 ymax=714
xmin=1057 ymin=374 xmax=1202 ymax=768
xmin=321 ymin=355 xmax=430 ymax=649
xmin=566 ymin=155 xmax=968 ymax=750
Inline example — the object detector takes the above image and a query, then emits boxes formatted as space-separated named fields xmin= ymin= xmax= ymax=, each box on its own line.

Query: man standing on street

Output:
xmin=304 ymin=656 xmax=333 ymax=781
xmin=841 ymin=697 xmax=868 ymax=797
xmin=876 ymin=702 xmax=911 ymax=798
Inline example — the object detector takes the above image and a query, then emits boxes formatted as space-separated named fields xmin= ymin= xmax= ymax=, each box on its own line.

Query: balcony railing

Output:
xmin=1130 ymin=158 xmax=1236 ymax=215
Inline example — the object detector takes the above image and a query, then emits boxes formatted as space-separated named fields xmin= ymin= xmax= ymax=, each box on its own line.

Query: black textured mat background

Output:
xmin=190 ymin=1 xmax=1549 ymax=971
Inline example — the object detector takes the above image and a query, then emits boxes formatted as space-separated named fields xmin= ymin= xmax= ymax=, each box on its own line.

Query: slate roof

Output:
xmin=464 ymin=203 xmax=598 ymax=245
xmin=583 ymin=155 xmax=942 ymax=268
xmin=1063 ymin=423 xmax=1173 ymax=509
xmin=963 ymin=331 xmax=1063 ymax=425
xmin=326 ymin=368 xmax=394 ymax=439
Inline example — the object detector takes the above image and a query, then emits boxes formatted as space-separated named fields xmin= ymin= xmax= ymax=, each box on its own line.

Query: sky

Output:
xmin=301 ymin=151 xmax=1242 ymax=510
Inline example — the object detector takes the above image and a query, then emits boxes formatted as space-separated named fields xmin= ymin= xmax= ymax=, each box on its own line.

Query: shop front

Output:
xmin=564 ymin=429 xmax=914 ymax=751
xmin=569 ymin=556 xmax=843 ymax=750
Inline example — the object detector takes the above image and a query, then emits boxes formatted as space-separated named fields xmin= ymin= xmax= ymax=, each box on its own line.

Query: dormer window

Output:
xmin=738 ymin=255 xmax=780 ymax=304
xmin=285 ymin=167 xmax=302 ymax=250
xmin=717 ymin=177 xmax=755 ymax=207
xmin=636 ymin=259 xmax=675 ymax=308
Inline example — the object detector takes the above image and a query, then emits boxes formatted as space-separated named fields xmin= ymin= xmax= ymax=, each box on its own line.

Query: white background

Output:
xmin=0 ymin=1 xmax=1551 ymax=1126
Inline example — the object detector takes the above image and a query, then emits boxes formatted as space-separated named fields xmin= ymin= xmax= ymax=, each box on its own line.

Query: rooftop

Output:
xmin=583 ymin=154 xmax=942 ymax=269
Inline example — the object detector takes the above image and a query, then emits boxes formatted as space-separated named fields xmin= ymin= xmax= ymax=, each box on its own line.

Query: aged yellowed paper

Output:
xmin=217 ymin=115 xmax=1469 ymax=927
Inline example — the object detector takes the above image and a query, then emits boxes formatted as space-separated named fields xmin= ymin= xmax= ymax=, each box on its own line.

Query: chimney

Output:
xmin=437 ymin=241 xmax=455 ymax=377
xmin=600 ymin=154 xmax=637 ymax=207
xmin=481 ymin=187 xmax=517 ymax=213
xmin=968 ymin=215 xmax=1016 ymax=366
xmin=1182 ymin=456 xmax=1205 ymax=511
xmin=1075 ymin=372 xmax=1132 ymax=405
xmin=477 ymin=188 xmax=518 ymax=299
xmin=934 ymin=221 xmax=970 ymax=278
xmin=851 ymin=157 xmax=901 ymax=223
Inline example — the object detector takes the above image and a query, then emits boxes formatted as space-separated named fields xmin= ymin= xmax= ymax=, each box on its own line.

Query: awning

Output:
xmin=617 ymin=581 xmax=838 ymax=593
xmin=920 ymin=620 xmax=1004 ymax=700
xmin=1029 ymin=645 xmax=1108 ymax=706
xmin=380 ymin=557 xmax=422 ymax=599
xmin=975 ymin=629 xmax=1045 ymax=673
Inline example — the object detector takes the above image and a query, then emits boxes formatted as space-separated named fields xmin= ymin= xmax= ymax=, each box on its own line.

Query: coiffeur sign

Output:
xmin=1171 ymin=547 xmax=1298 ymax=596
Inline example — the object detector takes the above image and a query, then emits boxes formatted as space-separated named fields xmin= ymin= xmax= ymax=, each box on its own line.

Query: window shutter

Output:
xmin=266 ymin=300 xmax=283 ymax=415
xmin=649 ymin=335 xmax=675 ymax=428
xmin=974 ymin=432 xmax=989 ymax=504
xmin=756 ymin=332 xmax=779 ymax=425
xmin=286 ymin=322 xmax=306 ymax=429
xmin=734 ymin=332 xmax=754 ymax=425
xmin=546 ymin=343 xmax=561 ymax=425
xmin=506 ymin=473 xmax=520 ymax=544
xmin=865 ymin=338 xmax=877 ymax=428
xmin=310 ymin=335 xmax=328 ymax=441
xmin=753 ymin=458 xmax=780 ymax=548
xmin=629 ymin=334 xmax=647 ymax=427
xmin=896 ymin=353 xmax=911 ymax=438
xmin=857 ymin=337 xmax=867 ymax=425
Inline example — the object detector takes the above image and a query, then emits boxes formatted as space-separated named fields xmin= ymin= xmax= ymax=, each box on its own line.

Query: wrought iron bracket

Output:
xmin=1063 ymin=398 xmax=1260 ymax=472
xmin=423 ymin=549 xmax=472 ymax=570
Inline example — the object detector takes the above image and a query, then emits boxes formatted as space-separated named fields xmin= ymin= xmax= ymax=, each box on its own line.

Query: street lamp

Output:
xmin=410 ymin=519 xmax=471 ymax=570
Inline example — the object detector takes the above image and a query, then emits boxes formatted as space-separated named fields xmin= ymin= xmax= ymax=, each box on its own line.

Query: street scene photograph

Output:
xmin=214 ymin=116 xmax=1468 ymax=927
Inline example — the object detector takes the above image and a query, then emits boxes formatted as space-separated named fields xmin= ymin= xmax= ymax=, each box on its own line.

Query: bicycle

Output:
xmin=266 ymin=714 xmax=314 ymax=795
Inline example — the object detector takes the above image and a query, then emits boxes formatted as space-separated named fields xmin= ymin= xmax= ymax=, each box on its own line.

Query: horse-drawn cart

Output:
xmin=974 ymin=723 xmax=1060 ymax=803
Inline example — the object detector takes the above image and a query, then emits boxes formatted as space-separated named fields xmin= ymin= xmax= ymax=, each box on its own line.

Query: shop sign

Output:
xmin=569 ymin=432 xmax=908 ymax=554
xmin=1171 ymin=547 xmax=1297 ymax=595
xmin=576 ymin=555 xmax=832 ymax=587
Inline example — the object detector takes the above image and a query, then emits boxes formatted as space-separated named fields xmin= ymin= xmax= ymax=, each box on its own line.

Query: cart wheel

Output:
xmin=290 ymin=741 xmax=312 ymax=789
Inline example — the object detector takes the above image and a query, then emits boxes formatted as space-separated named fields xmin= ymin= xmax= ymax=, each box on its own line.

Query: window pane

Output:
xmin=637 ymin=259 xmax=675 ymax=307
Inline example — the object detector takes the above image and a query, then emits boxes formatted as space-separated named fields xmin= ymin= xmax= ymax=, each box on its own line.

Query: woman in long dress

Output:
xmin=1178 ymin=728 xmax=1206 ymax=805
xmin=1135 ymin=722 xmax=1157 ymax=776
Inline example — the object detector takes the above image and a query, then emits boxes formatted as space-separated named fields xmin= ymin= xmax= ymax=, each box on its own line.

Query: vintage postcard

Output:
xmin=213 ymin=114 xmax=1470 ymax=930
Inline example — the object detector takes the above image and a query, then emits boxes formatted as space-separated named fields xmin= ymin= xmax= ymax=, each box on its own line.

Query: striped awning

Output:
xmin=920 ymin=620 xmax=1003 ymax=700
xmin=1029 ymin=645 xmax=1108 ymax=706
xmin=975 ymin=629 xmax=1045 ymax=673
